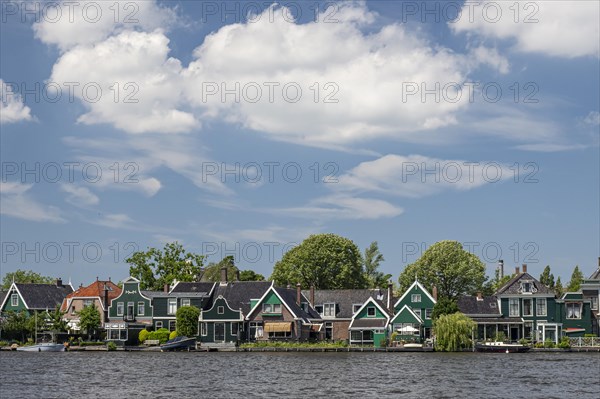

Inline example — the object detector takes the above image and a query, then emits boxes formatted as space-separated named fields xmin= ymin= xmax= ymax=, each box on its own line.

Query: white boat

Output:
xmin=17 ymin=343 xmax=65 ymax=352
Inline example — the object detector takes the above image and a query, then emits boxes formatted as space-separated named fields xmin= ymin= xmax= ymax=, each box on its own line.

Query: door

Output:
xmin=214 ymin=323 xmax=225 ymax=342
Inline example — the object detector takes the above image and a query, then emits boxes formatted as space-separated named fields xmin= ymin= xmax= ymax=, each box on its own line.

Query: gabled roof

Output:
xmin=170 ymin=281 xmax=216 ymax=295
xmin=588 ymin=267 xmax=600 ymax=281
xmin=495 ymin=272 xmax=555 ymax=296
xmin=61 ymin=280 xmax=121 ymax=311
xmin=211 ymin=281 xmax=272 ymax=315
xmin=348 ymin=296 xmax=391 ymax=330
xmin=301 ymin=288 xmax=393 ymax=319
xmin=390 ymin=304 xmax=423 ymax=325
xmin=245 ymin=284 xmax=321 ymax=323
xmin=141 ymin=291 xmax=210 ymax=298
xmin=457 ymin=295 xmax=501 ymax=316
xmin=2 ymin=282 xmax=73 ymax=310
xmin=393 ymin=280 xmax=436 ymax=308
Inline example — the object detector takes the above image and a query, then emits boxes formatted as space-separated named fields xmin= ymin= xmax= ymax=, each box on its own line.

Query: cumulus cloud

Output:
xmin=1 ymin=79 xmax=33 ymax=124
xmin=451 ymin=1 xmax=600 ymax=58
xmin=0 ymin=182 xmax=65 ymax=223
xmin=60 ymin=184 xmax=100 ymax=206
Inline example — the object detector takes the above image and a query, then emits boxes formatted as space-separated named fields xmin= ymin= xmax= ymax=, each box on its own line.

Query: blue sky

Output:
xmin=1 ymin=0 xmax=599 ymax=286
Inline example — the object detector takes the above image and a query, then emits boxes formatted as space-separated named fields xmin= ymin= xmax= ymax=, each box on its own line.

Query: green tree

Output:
xmin=127 ymin=242 xmax=204 ymax=291
xmin=1 ymin=310 xmax=29 ymax=342
xmin=433 ymin=312 xmax=475 ymax=352
xmin=78 ymin=304 xmax=101 ymax=341
xmin=270 ymin=234 xmax=366 ymax=289
xmin=567 ymin=265 xmax=584 ymax=292
xmin=555 ymin=277 xmax=564 ymax=297
xmin=202 ymin=256 xmax=239 ymax=282
xmin=539 ymin=265 xmax=555 ymax=288
xmin=431 ymin=297 xmax=459 ymax=320
xmin=1 ymin=269 xmax=54 ymax=289
xmin=398 ymin=241 xmax=486 ymax=300
xmin=482 ymin=268 xmax=513 ymax=296
xmin=239 ymin=270 xmax=265 ymax=281
xmin=47 ymin=306 xmax=67 ymax=334
xmin=176 ymin=306 xmax=200 ymax=337
xmin=363 ymin=241 xmax=391 ymax=288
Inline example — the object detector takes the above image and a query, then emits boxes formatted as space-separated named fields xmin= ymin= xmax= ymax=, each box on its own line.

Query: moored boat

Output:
xmin=475 ymin=341 xmax=530 ymax=353
xmin=17 ymin=343 xmax=65 ymax=352
xmin=160 ymin=336 xmax=196 ymax=351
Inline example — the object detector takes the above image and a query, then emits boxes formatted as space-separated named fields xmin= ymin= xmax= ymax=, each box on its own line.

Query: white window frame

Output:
xmin=590 ymin=296 xmax=598 ymax=311
xmin=411 ymin=294 xmax=422 ymax=303
xmin=156 ymin=321 xmax=163 ymax=329
xmin=566 ymin=303 xmax=582 ymax=319
xmin=200 ymin=322 xmax=207 ymax=336
xmin=217 ymin=306 xmax=224 ymax=314
xmin=413 ymin=308 xmax=422 ymax=319
xmin=536 ymin=298 xmax=547 ymax=316
xmin=523 ymin=298 xmax=533 ymax=316
xmin=509 ymin=298 xmax=520 ymax=317
xmin=352 ymin=304 xmax=362 ymax=314
xmin=181 ymin=298 xmax=191 ymax=307
xmin=168 ymin=298 xmax=177 ymax=315
xmin=116 ymin=302 xmax=124 ymax=316
xmin=231 ymin=322 xmax=239 ymax=336
xmin=263 ymin=303 xmax=281 ymax=314
xmin=169 ymin=320 xmax=177 ymax=332
xmin=367 ymin=306 xmax=376 ymax=317
xmin=425 ymin=308 xmax=433 ymax=320
xmin=323 ymin=303 xmax=335 ymax=317
xmin=11 ymin=293 xmax=18 ymax=307
xmin=138 ymin=301 xmax=145 ymax=316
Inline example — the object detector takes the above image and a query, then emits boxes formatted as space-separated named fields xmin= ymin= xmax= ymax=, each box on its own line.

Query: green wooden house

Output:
xmin=0 ymin=279 xmax=73 ymax=316
xmin=557 ymin=292 xmax=593 ymax=337
xmin=198 ymin=295 xmax=243 ymax=344
xmin=581 ymin=258 xmax=600 ymax=335
xmin=105 ymin=277 xmax=153 ymax=344
xmin=391 ymin=280 xmax=436 ymax=341
xmin=348 ymin=296 xmax=390 ymax=347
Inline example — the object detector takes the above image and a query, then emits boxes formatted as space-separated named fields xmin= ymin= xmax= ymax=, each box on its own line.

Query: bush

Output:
xmin=138 ymin=329 xmax=149 ymax=344
xmin=584 ymin=334 xmax=597 ymax=337
xmin=148 ymin=328 xmax=170 ymax=344
xmin=543 ymin=339 xmax=555 ymax=348
xmin=169 ymin=330 xmax=178 ymax=340
xmin=107 ymin=341 xmax=117 ymax=351
xmin=558 ymin=337 xmax=571 ymax=349
xmin=534 ymin=342 xmax=544 ymax=348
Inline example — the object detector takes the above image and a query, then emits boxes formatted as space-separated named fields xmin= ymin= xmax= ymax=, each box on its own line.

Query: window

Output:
xmin=263 ymin=303 xmax=281 ymax=314
xmin=509 ymin=298 xmax=519 ymax=317
xmin=71 ymin=306 xmax=76 ymax=315
xmin=591 ymin=296 xmax=598 ymax=311
xmin=323 ymin=303 xmax=335 ymax=317
xmin=519 ymin=281 xmax=537 ymax=294
xmin=217 ymin=306 xmax=224 ymax=314
xmin=523 ymin=299 xmax=533 ymax=316
xmin=168 ymin=298 xmax=177 ymax=315
xmin=352 ymin=304 xmax=362 ymax=314
xmin=315 ymin=305 xmax=323 ymax=314
xmin=411 ymin=294 xmax=422 ymax=303
xmin=231 ymin=322 xmax=239 ymax=336
xmin=156 ymin=321 xmax=163 ymax=329
xmin=116 ymin=302 xmax=124 ymax=316
xmin=250 ymin=322 xmax=263 ymax=339
xmin=367 ymin=306 xmax=376 ymax=317
xmin=536 ymin=298 xmax=547 ymax=316
xmin=181 ymin=298 xmax=191 ymax=307
xmin=413 ymin=308 xmax=421 ymax=319
xmin=301 ymin=302 xmax=308 ymax=311
xmin=200 ymin=322 xmax=207 ymax=336
xmin=83 ymin=299 xmax=93 ymax=307
xmin=138 ymin=302 xmax=145 ymax=316
xmin=268 ymin=330 xmax=292 ymax=338
xmin=11 ymin=293 xmax=18 ymax=307
xmin=169 ymin=320 xmax=177 ymax=332
xmin=425 ymin=308 xmax=433 ymax=320
xmin=566 ymin=303 xmax=582 ymax=319
xmin=126 ymin=302 xmax=134 ymax=320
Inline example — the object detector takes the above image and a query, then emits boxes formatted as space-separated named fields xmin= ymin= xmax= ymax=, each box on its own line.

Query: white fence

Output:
xmin=568 ymin=337 xmax=600 ymax=347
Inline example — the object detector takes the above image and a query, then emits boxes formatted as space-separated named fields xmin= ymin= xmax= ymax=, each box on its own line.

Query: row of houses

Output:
xmin=1 ymin=260 xmax=599 ymax=346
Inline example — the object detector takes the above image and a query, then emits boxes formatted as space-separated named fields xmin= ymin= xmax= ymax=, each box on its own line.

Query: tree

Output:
xmin=239 ymin=270 xmax=265 ymax=281
xmin=539 ymin=265 xmax=555 ymax=288
xmin=47 ymin=306 xmax=67 ymax=334
xmin=433 ymin=312 xmax=475 ymax=352
xmin=0 ymin=310 xmax=29 ymax=342
xmin=270 ymin=234 xmax=367 ymax=289
xmin=555 ymin=277 xmax=564 ymax=297
xmin=482 ymin=268 xmax=512 ymax=296
xmin=78 ymin=304 xmax=101 ymax=341
xmin=398 ymin=241 xmax=486 ymax=300
xmin=363 ymin=241 xmax=391 ymax=288
xmin=176 ymin=306 xmax=200 ymax=337
xmin=127 ymin=242 xmax=204 ymax=291
xmin=202 ymin=256 xmax=239 ymax=282
xmin=431 ymin=297 xmax=459 ymax=320
xmin=567 ymin=265 xmax=584 ymax=292
xmin=1 ymin=269 xmax=54 ymax=289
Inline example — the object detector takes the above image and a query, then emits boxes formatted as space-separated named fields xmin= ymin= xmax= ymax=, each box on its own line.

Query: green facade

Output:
xmin=355 ymin=303 xmax=386 ymax=319
xmin=394 ymin=281 xmax=435 ymax=329
xmin=350 ymin=298 xmax=389 ymax=347
xmin=198 ymin=296 xmax=242 ymax=343
xmin=108 ymin=279 xmax=152 ymax=322
xmin=1 ymin=288 xmax=27 ymax=313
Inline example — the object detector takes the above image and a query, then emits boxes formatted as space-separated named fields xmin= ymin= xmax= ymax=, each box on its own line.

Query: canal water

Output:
xmin=0 ymin=351 xmax=598 ymax=398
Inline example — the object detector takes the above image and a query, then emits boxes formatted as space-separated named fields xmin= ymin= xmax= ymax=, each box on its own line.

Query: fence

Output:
xmin=568 ymin=337 xmax=600 ymax=347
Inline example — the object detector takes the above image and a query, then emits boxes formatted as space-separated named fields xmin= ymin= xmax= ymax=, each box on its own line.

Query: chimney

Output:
xmin=56 ymin=278 xmax=63 ymax=287
xmin=220 ymin=267 xmax=228 ymax=284
xmin=432 ymin=286 xmax=438 ymax=302
xmin=103 ymin=283 xmax=109 ymax=321
xmin=235 ymin=269 xmax=240 ymax=281
xmin=387 ymin=281 xmax=393 ymax=310
xmin=296 ymin=282 xmax=302 ymax=306
xmin=476 ymin=291 xmax=483 ymax=301
xmin=522 ymin=264 xmax=528 ymax=274
xmin=310 ymin=285 xmax=315 ymax=306
xmin=163 ymin=284 xmax=169 ymax=293
xmin=498 ymin=259 xmax=504 ymax=278
xmin=79 ymin=283 xmax=83 ymax=289
xmin=515 ymin=266 xmax=520 ymax=275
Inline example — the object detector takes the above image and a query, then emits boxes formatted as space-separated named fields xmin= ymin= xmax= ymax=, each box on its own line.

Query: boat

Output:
xmin=475 ymin=341 xmax=531 ymax=353
xmin=160 ymin=336 xmax=196 ymax=351
xmin=17 ymin=343 xmax=65 ymax=352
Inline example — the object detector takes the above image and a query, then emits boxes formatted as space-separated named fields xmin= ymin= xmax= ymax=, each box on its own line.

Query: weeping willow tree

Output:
xmin=433 ymin=312 xmax=475 ymax=352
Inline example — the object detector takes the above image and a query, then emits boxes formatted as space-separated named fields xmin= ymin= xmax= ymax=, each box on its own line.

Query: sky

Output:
xmin=1 ymin=0 xmax=599 ymax=287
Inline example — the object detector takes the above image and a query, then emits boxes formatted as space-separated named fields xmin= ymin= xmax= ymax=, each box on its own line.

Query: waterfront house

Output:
xmin=0 ymin=279 xmax=73 ymax=316
xmin=105 ymin=277 xmax=153 ymax=344
xmin=245 ymin=283 xmax=322 ymax=341
xmin=581 ymin=258 xmax=600 ymax=335
xmin=457 ymin=293 xmax=522 ymax=341
xmin=60 ymin=278 xmax=121 ymax=333
xmin=556 ymin=292 xmax=593 ymax=336
xmin=390 ymin=280 xmax=436 ymax=342
xmin=348 ymin=296 xmax=391 ymax=347
xmin=302 ymin=285 xmax=394 ymax=341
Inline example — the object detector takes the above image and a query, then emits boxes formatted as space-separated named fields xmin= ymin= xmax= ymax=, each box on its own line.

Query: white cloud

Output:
xmin=60 ymin=184 xmax=100 ymax=206
xmin=514 ymin=143 xmax=587 ymax=152
xmin=584 ymin=111 xmax=600 ymax=126
xmin=1 ymin=79 xmax=33 ymax=124
xmin=278 ymin=195 xmax=404 ymax=220
xmin=0 ymin=182 xmax=65 ymax=223
xmin=451 ymin=1 xmax=600 ymax=58
xmin=92 ymin=213 xmax=134 ymax=229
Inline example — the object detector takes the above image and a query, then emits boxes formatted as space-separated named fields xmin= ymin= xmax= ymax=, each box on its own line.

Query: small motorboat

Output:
xmin=475 ymin=341 xmax=530 ymax=353
xmin=17 ymin=343 xmax=65 ymax=352
xmin=160 ymin=336 xmax=196 ymax=351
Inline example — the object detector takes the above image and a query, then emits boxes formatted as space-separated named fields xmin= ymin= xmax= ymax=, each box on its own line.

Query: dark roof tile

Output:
xmin=458 ymin=295 xmax=501 ymax=316
xmin=15 ymin=283 xmax=73 ymax=310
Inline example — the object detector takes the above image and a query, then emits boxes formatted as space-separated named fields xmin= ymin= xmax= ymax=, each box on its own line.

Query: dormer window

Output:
xmin=367 ymin=306 xmax=376 ymax=317
xmin=11 ymin=293 xmax=18 ymax=306
xmin=263 ymin=303 xmax=281 ymax=314
xmin=323 ymin=303 xmax=335 ymax=317
xmin=352 ymin=304 xmax=362 ymax=314
xmin=519 ymin=281 xmax=537 ymax=294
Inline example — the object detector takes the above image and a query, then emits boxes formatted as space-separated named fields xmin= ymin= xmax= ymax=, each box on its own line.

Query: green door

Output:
xmin=214 ymin=323 xmax=225 ymax=342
